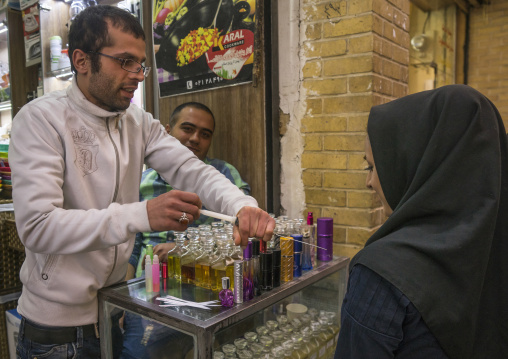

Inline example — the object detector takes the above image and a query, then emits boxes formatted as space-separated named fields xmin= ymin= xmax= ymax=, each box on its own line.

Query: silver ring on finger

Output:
xmin=178 ymin=212 xmax=189 ymax=225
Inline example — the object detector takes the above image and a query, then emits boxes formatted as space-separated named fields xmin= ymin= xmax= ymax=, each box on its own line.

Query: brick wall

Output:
xmin=467 ymin=0 xmax=508 ymax=130
xmin=299 ymin=0 xmax=410 ymax=258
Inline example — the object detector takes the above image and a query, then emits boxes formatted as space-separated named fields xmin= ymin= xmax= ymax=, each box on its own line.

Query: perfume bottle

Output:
xmin=292 ymin=333 xmax=309 ymax=359
xmin=292 ymin=234 xmax=303 ymax=278
xmin=300 ymin=328 xmax=317 ymax=358
xmin=260 ymin=250 xmax=273 ymax=291
xmin=145 ymin=255 xmax=152 ymax=292
xmin=222 ymin=343 xmax=237 ymax=358
xmin=152 ymin=254 xmax=160 ymax=292
xmin=167 ymin=231 xmax=186 ymax=280
xmin=146 ymin=244 xmax=154 ymax=262
xmin=310 ymin=321 xmax=327 ymax=357
xmin=179 ymin=235 xmax=200 ymax=284
xmin=317 ymin=316 xmax=335 ymax=357
xmin=307 ymin=212 xmax=316 ymax=267
xmin=194 ymin=239 xmax=216 ymax=289
xmin=251 ymin=238 xmax=261 ymax=296
xmin=243 ymin=241 xmax=254 ymax=302
xmin=229 ymin=233 xmax=244 ymax=260
xmin=210 ymin=242 xmax=235 ymax=292
xmin=219 ymin=277 xmax=234 ymax=308
xmin=280 ymin=237 xmax=294 ymax=283
xmin=301 ymin=225 xmax=313 ymax=271
xmin=272 ymin=248 xmax=281 ymax=287
xmin=317 ymin=217 xmax=333 ymax=262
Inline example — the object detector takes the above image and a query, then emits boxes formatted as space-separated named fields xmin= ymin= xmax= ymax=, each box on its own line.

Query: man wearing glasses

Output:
xmin=9 ymin=5 xmax=274 ymax=358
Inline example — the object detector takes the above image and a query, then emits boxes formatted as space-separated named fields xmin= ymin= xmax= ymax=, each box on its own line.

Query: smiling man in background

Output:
xmin=127 ymin=102 xmax=251 ymax=278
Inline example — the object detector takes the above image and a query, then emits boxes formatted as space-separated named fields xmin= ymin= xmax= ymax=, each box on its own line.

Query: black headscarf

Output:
xmin=351 ymin=85 xmax=508 ymax=359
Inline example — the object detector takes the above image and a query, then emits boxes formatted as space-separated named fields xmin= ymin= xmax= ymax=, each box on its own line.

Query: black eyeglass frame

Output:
xmin=88 ymin=51 xmax=151 ymax=77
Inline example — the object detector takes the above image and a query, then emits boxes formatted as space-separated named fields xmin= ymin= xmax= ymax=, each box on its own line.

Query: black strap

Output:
xmin=23 ymin=320 xmax=98 ymax=345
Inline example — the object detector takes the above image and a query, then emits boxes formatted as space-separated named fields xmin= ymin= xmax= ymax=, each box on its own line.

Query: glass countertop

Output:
xmin=106 ymin=257 xmax=349 ymax=323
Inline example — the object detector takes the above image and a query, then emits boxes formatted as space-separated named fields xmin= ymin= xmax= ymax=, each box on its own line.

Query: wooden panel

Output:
xmin=8 ymin=8 xmax=38 ymax=118
xmin=144 ymin=0 xmax=280 ymax=213
xmin=158 ymin=82 xmax=267 ymax=211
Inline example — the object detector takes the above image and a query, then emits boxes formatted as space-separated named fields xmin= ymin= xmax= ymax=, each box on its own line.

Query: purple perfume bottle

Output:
xmin=317 ymin=217 xmax=333 ymax=261
xmin=219 ymin=277 xmax=234 ymax=308
xmin=243 ymin=241 xmax=254 ymax=301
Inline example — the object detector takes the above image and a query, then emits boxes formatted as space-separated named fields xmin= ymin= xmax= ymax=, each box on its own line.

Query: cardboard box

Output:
xmin=5 ymin=309 xmax=20 ymax=359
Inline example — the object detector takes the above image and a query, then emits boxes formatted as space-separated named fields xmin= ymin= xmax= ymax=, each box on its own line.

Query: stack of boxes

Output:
xmin=0 ymin=197 xmax=22 ymax=359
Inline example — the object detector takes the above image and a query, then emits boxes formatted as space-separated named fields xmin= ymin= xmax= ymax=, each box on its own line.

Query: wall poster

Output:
xmin=152 ymin=0 xmax=257 ymax=97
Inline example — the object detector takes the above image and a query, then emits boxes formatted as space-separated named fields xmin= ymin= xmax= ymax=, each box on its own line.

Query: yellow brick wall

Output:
xmin=300 ymin=0 xmax=410 ymax=258
xmin=467 ymin=0 xmax=508 ymax=130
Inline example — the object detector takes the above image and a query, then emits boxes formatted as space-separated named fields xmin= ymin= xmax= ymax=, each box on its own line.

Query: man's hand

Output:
xmin=146 ymin=190 xmax=201 ymax=231
xmin=140 ymin=242 xmax=176 ymax=268
xmin=153 ymin=242 xmax=176 ymax=263
xmin=233 ymin=207 xmax=275 ymax=247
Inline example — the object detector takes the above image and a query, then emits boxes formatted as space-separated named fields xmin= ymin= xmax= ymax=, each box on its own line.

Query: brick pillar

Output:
xmin=299 ymin=0 xmax=410 ymax=258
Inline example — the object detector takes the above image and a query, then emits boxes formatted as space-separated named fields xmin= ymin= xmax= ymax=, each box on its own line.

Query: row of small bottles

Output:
xmin=145 ymin=213 xmax=335 ymax=303
xmin=214 ymin=307 xmax=340 ymax=359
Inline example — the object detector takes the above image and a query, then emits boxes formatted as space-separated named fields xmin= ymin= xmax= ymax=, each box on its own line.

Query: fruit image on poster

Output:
xmin=153 ymin=0 xmax=256 ymax=97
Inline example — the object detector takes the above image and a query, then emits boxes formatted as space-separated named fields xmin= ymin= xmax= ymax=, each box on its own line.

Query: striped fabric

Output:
xmin=129 ymin=157 xmax=250 ymax=277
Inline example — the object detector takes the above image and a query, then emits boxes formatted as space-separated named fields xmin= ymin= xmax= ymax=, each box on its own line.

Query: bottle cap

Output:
xmin=292 ymin=234 xmax=303 ymax=252
xmin=222 ymin=276 xmax=230 ymax=290
xmin=251 ymin=238 xmax=260 ymax=256
xmin=307 ymin=212 xmax=313 ymax=225
xmin=146 ymin=244 xmax=154 ymax=256
xmin=243 ymin=240 xmax=253 ymax=259
xmin=316 ymin=217 xmax=333 ymax=236
xmin=152 ymin=254 xmax=159 ymax=264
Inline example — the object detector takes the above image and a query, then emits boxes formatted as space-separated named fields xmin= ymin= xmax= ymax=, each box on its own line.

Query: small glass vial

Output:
xmin=301 ymin=327 xmax=318 ymax=358
xmin=291 ymin=333 xmax=309 ymax=359
xmin=300 ymin=314 xmax=312 ymax=330
xmin=282 ymin=340 xmax=295 ymax=358
xmin=276 ymin=314 xmax=289 ymax=327
xmin=244 ymin=331 xmax=258 ymax=344
xmin=222 ymin=343 xmax=237 ymax=358
xmin=265 ymin=320 xmax=279 ymax=332
xmin=258 ymin=335 xmax=274 ymax=354
xmin=219 ymin=277 xmax=234 ymax=308
xmin=167 ymin=232 xmax=186 ymax=280
xmin=249 ymin=342 xmax=264 ymax=358
xmin=290 ymin=318 xmax=303 ymax=333
xmin=271 ymin=346 xmax=285 ymax=358
xmin=237 ymin=349 xmax=254 ymax=359
xmin=234 ymin=338 xmax=249 ymax=351
xmin=280 ymin=324 xmax=294 ymax=340
xmin=307 ymin=308 xmax=319 ymax=320
xmin=270 ymin=330 xmax=285 ymax=347
xmin=255 ymin=325 xmax=269 ymax=337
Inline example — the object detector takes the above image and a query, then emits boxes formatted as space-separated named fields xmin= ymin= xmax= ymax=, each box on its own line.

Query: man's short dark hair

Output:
xmin=68 ymin=5 xmax=145 ymax=74
xmin=169 ymin=102 xmax=216 ymax=130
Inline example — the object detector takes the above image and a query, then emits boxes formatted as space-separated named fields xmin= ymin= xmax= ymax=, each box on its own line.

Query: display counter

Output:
xmin=98 ymin=256 xmax=349 ymax=359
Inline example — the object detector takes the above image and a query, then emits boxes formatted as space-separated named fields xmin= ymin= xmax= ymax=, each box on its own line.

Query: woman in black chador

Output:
xmin=335 ymin=85 xmax=508 ymax=359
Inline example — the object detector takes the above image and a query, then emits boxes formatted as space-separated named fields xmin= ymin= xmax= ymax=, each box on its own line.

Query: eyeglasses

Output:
xmin=88 ymin=51 xmax=151 ymax=77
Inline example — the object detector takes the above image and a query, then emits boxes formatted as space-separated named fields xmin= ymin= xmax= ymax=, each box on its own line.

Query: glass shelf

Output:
xmin=99 ymin=256 xmax=350 ymax=358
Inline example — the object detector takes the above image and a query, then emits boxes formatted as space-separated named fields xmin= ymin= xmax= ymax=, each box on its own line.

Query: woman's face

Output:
xmin=365 ymin=136 xmax=393 ymax=216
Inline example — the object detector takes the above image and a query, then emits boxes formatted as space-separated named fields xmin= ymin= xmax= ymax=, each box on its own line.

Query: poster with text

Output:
xmin=152 ymin=0 xmax=256 ymax=97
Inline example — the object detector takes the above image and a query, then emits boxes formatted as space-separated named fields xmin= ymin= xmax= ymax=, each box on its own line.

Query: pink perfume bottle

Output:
xmin=219 ymin=277 xmax=234 ymax=308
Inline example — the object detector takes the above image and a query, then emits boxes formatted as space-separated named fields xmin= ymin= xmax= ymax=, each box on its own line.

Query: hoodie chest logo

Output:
xmin=72 ymin=126 xmax=99 ymax=176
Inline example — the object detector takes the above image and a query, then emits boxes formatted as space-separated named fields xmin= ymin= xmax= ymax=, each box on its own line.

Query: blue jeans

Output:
xmin=16 ymin=317 xmax=101 ymax=359
xmin=120 ymin=311 xmax=194 ymax=359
